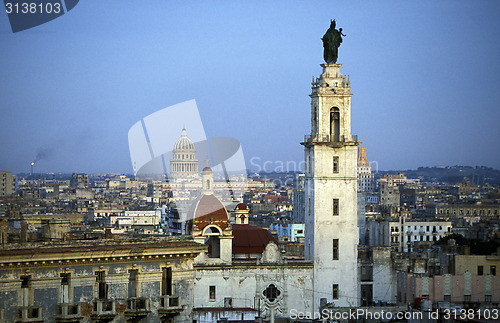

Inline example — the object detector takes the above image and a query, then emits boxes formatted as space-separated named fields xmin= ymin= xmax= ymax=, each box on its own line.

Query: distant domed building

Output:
xmin=170 ymin=128 xmax=199 ymax=180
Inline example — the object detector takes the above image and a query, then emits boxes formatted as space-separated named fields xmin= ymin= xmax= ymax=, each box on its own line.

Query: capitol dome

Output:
xmin=170 ymin=128 xmax=199 ymax=180
xmin=174 ymin=128 xmax=195 ymax=151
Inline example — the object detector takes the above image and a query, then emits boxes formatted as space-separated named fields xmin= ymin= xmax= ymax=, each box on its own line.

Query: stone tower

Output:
xmin=301 ymin=63 xmax=359 ymax=308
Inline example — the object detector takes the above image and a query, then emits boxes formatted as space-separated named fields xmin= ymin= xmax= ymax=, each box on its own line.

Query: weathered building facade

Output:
xmin=0 ymin=238 xmax=205 ymax=323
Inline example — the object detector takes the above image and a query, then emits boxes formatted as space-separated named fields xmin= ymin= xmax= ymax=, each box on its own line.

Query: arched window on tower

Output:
xmin=330 ymin=107 xmax=340 ymax=142
xmin=204 ymin=227 xmax=221 ymax=258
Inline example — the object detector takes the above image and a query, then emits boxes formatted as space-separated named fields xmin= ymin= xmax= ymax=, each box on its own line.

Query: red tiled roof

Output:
xmin=232 ymin=224 xmax=277 ymax=254
xmin=264 ymin=195 xmax=289 ymax=203
xmin=191 ymin=195 xmax=229 ymax=230
xmin=236 ymin=203 xmax=248 ymax=210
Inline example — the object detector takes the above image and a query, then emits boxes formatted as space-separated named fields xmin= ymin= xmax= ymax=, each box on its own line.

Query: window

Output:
xmin=263 ymin=284 xmax=281 ymax=303
xmin=464 ymin=295 xmax=471 ymax=303
xmin=332 ymin=284 xmax=339 ymax=299
xmin=332 ymin=199 xmax=339 ymax=215
xmin=128 ymin=269 xmax=138 ymax=298
xmin=96 ymin=271 xmax=108 ymax=300
xmin=21 ymin=276 xmax=31 ymax=288
xmin=96 ymin=271 xmax=105 ymax=282
xmin=162 ymin=267 xmax=173 ymax=296
xmin=209 ymin=286 xmax=216 ymax=301
xmin=478 ymin=266 xmax=484 ymax=276
xmin=491 ymin=266 xmax=496 ymax=276
xmin=332 ymin=157 xmax=339 ymax=173
xmin=332 ymin=239 xmax=339 ymax=260
xmin=60 ymin=273 xmax=70 ymax=285
xmin=60 ymin=273 xmax=71 ymax=304
xmin=485 ymin=295 xmax=492 ymax=303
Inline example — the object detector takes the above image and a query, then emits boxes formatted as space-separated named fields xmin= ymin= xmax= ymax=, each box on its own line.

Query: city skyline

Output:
xmin=1 ymin=0 xmax=499 ymax=174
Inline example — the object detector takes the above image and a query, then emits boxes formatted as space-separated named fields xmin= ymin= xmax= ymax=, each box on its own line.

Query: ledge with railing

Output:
xmin=125 ymin=297 xmax=151 ymax=318
xmin=55 ymin=303 xmax=82 ymax=322
xmin=158 ymin=295 xmax=183 ymax=313
xmin=91 ymin=299 xmax=116 ymax=320
xmin=16 ymin=306 xmax=43 ymax=323
xmin=302 ymin=134 xmax=358 ymax=145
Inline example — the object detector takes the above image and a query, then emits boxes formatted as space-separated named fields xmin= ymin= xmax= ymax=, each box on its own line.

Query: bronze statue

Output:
xmin=322 ymin=20 xmax=346 ymax=64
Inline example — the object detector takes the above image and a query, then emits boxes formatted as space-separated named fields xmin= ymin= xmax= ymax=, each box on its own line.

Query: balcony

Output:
xmin=16 ymin=306 xmax=43 ymax=323
xmin=90 ymin=300 xmax=116 ymax=323
xmin=124 ymin=297 xmax=151 ymax=319
xmin=55 ymin=303 xmax=82 ymax=323
xmin=158 ymin=295 xmax=183 ymax=316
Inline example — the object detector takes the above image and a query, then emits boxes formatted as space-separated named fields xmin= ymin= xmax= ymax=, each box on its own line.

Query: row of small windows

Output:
xmin=174 ymin=153 xmax=196 ymax=160
xmin=425 ymin=295 xmax=494 ymax=303
xmin=477 ymin=265 xmax=496 ymax=276
xmin=408 ymin=226 xmax=450 ymax=232
xmin=408 ymin=235 xmax=442 ymax=242
xmin=19 ymin=267 xmax=174 ymax=299
xmin=439 ymin=209 xmax=498 ymax=215
xmin=391 ymin=225 xmax=451 ymax=232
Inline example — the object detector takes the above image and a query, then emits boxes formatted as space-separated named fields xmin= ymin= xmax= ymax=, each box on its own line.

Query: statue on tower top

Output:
xmin=322 ymin=19 xmax=346 ymax=64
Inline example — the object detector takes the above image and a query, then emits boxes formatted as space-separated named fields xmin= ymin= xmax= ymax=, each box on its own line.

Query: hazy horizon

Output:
xmin=1 ymin=1 xmax=499 ymax=174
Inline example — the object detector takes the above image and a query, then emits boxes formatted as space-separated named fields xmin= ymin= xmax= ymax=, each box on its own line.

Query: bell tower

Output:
xmin=302 ymin=63 xmax=360 ymax=309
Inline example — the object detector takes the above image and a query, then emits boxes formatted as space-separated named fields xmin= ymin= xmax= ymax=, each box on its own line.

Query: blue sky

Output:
xmin=1 ymin=0 xmax=499 ymax=174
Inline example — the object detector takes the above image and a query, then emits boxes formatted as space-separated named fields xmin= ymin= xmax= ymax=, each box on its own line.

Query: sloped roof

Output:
xmin=232 ymin=224 xmax=277 ymax=254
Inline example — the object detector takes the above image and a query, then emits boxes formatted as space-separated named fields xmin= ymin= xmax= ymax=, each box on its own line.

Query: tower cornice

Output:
xmin=311 ymin=63 xmax=352 ymax=97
